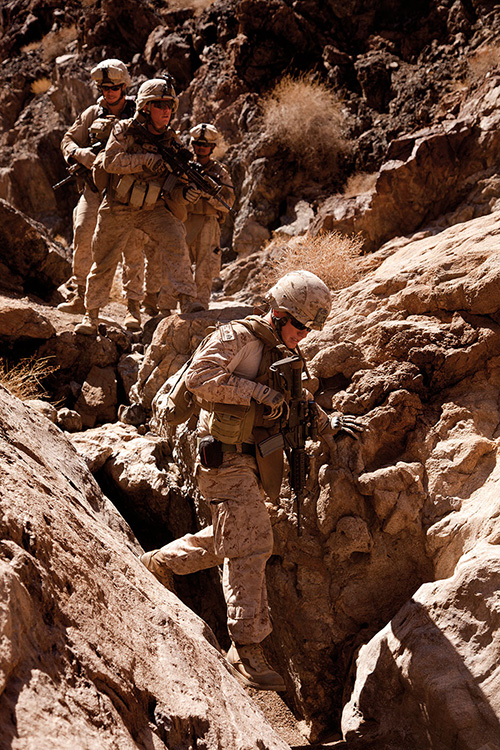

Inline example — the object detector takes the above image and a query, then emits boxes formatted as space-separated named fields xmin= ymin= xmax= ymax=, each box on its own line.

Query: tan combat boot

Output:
xmin=179 ymin=294 xmax=206 ymax=314
xmin=57 ymin=285 xmax=86 ymax=314
xmin=141 ymin=292 xmax=159 ymax=316
xmin=75 ymin=308 xmax=99 ymax=335
xmin=140 ymin=549 xmax=175 ymax=591
xmin=124 ymin=299 xmax=141 ymax=331
xmin=226 ymin=642 xmax=286 ymax=691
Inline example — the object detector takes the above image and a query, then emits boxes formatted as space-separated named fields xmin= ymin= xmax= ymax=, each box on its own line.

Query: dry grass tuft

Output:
xmin=342 ymin=171 xmax=378 ymax=197
xmin=0 ymin=356 xmax=58 ymax=402
xmin=31 ymin=77 xmax=52 ymax=95
xmin=261 ymin=75 xmax=348 ymax=179
xmin=467 ymin=41 xmax=500 ymax=83
xmin=263 ymin=231 xmax=363 ymax=291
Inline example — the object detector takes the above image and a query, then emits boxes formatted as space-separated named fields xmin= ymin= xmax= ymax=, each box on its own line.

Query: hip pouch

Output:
xmin=198 ymin=436 xmax=223 ymax=469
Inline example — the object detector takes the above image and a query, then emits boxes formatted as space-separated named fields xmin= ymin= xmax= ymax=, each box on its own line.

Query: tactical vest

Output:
xmin=207 ymin=315 xmax=307 ymax=501
xmin=90 ymin=99 xmax=137 ymax=194
xmin=107 ymin=121 xmax=181 ymax=212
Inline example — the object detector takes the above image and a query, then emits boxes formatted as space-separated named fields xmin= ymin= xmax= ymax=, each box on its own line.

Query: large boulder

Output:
xmin=0 ymin=200 xmax=70 ymax=298
xmin=342 ymin=540 xmax=500 ymax=749
xmin=312 ymin=82 xmax=500 ymax=253
xmin=0 ymin=383 xmax=290 ymax=750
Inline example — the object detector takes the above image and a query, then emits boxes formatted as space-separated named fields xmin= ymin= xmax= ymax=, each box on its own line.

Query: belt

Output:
xmin=220 ymin=442 xmax=256 ymax=456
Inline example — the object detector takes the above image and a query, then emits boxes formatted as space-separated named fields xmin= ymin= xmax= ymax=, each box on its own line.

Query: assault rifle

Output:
xmin=132 ymin=122 xmax=237 ymax=217
xmin=260 ymin=354 xmax=318 ymax=536
xmin=52 ymin=140 xmax=104 ymax=192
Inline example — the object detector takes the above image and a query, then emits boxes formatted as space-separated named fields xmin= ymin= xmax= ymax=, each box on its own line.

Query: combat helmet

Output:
xmin=91 ymin=59 xmax=131 ymax=87
xmin=189 ymin=123 xmax=219 ymax=146
xmin=135 ymin=78 xmax=179 ymax=114
xmin=265 ymin=270 xmax=331 ymax=331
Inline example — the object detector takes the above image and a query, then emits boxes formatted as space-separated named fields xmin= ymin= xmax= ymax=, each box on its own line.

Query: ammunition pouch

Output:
xmin=113 ymin=174 xmax=171 ymax=209
xmin=88 ymin=116 xmax=117 ymax=143
xmin=206 ymin=401 xmax=256 ymax=444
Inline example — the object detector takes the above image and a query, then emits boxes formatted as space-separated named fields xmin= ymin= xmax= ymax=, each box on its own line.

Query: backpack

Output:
xmin=149 ymin=317 xmax=286 ymax=435
xmin=150 ymin=354 xmax=198 ymax=433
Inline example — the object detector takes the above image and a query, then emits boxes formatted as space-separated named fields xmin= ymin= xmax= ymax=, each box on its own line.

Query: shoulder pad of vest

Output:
xmin=239 ymin=316 xmax=282 ymax=348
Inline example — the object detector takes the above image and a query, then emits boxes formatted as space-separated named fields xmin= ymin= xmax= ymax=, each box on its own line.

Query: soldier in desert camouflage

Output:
xmin=58 ymin=59 xmax=144 ymax=330
xmin=75 ymin=77 xmax=202 ymax=336
xmin=184 ymin=123 xmax=234 ymax=310
xmin=141 ymin=270 xmax=363 ymax=690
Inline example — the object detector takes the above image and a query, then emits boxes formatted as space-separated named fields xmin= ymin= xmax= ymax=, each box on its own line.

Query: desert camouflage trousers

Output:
xmin=85 ymin=198 xmax=196 ymax=311
xmin=72 ymin=188 xmax=144 ymax=299
xmin=185 ymin=214 xmax=222 ymax=309
xmin=153 ymin=453 xmax=274 ymax=645
xmin=143 ymin=242 xmax=162 ymax=296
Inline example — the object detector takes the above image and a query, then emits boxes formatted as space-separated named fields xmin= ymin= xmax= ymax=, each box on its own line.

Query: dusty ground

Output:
xmin=246 ymin=688 xmax=346 ymax=749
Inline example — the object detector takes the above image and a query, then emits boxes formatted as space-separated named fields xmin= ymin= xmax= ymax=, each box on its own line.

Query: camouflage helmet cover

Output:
xmin=136 ymin=78 xmax=179 ymax=114
xmin=266 ymin=270 xmax=332 ymax=331
xmin=189 ymin=123 xmax=219 ymax=145
xmin=91 ymin=59 xmax=131 ymax=87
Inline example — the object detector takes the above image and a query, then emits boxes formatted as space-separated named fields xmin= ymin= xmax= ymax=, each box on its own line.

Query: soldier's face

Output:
xmin=150 ymin=101 xmax=172 ymax=131
xmin=101 ymin=84 xmax=123 ymax=105
xmin=273 ymin=311 xmax=310 ymax=349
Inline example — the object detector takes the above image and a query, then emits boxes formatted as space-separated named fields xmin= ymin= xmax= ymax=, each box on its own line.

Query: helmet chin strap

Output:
xmin=271 ymin=310 xmax=288 ymax=343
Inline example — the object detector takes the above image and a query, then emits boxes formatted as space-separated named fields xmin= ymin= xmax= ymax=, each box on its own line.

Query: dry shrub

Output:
xmin=263 ymin=231 xmax=363 ymax=291
xmin=0 ymin=356 xmax=58 ymax=402
xmin=20 ymin=41 xmax=42 ymax=53
xmin=261 ymin=75 xmax=347 ymax=179
xmin=22 ymin=25 xmax=78 ymax=63
xmin=467 ymin=42 xmax=500 ymax=83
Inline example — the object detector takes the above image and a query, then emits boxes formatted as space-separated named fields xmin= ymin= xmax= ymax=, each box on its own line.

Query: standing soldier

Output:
xmin=75 ymin=77 xmax=202 ymax=336
xmin=141 ymin=270 xmax=364 ymax=690
xmin=185 ymin=123 xmax=234 ymax=310
xmin=58 ymin=60 xmax=144 ymax=329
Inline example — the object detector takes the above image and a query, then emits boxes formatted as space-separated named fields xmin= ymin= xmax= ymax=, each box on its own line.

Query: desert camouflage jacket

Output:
xmin=187 ymin=158 xmax=234 ymax=219
xmin=185 ymin=317 xmax=332 ymax=438
xmin=60 ymin=96 xmax=136 ymax=163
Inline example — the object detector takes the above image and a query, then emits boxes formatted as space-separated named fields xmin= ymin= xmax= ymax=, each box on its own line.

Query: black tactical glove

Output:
xmin=330 ymin=414 xmax=364 ymax=438
xmin=252 ymin=383 xmax=285 ymax=420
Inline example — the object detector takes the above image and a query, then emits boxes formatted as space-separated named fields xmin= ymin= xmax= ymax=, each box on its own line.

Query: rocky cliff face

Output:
xmin=2 ymin=0 xmax=500 ymax=748
xmin=0 ymin=384 xmax=290 ymax=749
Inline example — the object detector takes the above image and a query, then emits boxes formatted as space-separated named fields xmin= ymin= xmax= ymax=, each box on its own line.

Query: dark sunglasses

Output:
xmin=151 ymin=100 xmax=173 ymax=110
xmin=101 ymin=84 xmax=122 ymax=92
xmin=288 ymin=315 xmax=310 ymax=332
xmin=192 ymin=140 xmax=213 ymax=147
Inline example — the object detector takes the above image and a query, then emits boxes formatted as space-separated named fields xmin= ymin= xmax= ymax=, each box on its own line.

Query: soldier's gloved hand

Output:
xmin=252 ymin=383 xmax=285 ymax=419
xmin=143 ymin=153 xmax=165 ymax=173
xmin=184 ymin=185 xmax=202 ymax=203
xmin=330 ymin=414 xmax=364 ymax=438
xmin=73 ymin=147 xmax=97 ymax=169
